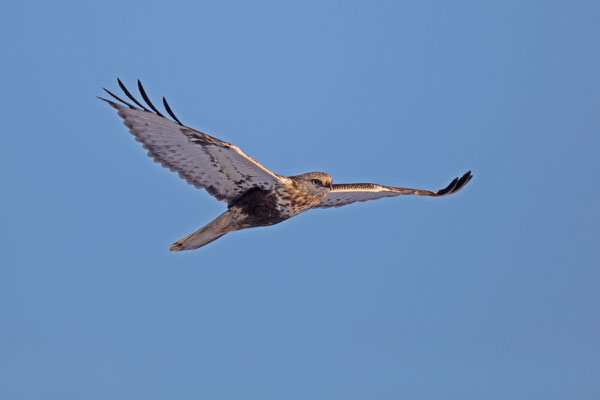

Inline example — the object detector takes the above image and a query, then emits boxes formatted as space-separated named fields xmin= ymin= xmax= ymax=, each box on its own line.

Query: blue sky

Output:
xmin=1 ymin=1 xmax=599 ymax=398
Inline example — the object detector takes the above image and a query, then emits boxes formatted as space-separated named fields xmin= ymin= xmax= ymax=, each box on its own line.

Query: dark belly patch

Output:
xmin=229 ymin=188 xmax=287 ymax=228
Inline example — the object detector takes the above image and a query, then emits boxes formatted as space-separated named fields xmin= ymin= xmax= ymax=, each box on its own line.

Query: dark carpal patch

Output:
xmin=230 ymin=188 xmax=286 ymax=228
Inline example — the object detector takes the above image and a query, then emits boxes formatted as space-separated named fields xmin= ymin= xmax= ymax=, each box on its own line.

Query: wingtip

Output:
xmin=98 ymin=94 xmax=123 ymax=109
xmin=162 ymin=96 xmax=183 ymax=125
xmin=137 ymin=79 xmax=165 ymax=117
xmin=107 ymin=79 xmax=183 ymax=122
xmin=438 ymin=177 xmax=459 ymax=196
xmin=117 ymin=78 xmax=149 ymax=111
xmin=102 ymin=87 xmax=137 ymax=109
xmin=451 ymin=170 xmax=474 ymax=194
xmin=463 ymin=170 xmax=473 ymax=184
xmin=97 ymin=95 xmax=113 ymax=103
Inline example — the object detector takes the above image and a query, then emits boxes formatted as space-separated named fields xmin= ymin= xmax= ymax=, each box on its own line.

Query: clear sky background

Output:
xmin=1 ymin=1 xmax=599 ymax=399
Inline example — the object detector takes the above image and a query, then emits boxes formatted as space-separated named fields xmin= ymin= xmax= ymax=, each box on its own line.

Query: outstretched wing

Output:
xmin=315 ymin=171 xmax=472 ymax=209
xmin=100 ymin=79 xmax=290 ymax=205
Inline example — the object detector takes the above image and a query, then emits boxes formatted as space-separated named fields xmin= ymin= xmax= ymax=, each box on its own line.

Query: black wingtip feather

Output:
xmin=117 ymin=78 xmax=149 ymax=111
xmin=438 ymin=177 xmax=459 ymax=196
xmin=137 ymin=80 xmax=165 ymax=117
xmin=163 ymin=96 xmax=183 ymax=125
xmin=97 ymin=95 xmax=117 ymax=106
xmin=103 ymin=87 xmax=137 ymax=109
xmin=104 ymin=79 xmax=184 ymax=125
xmin=443 ymin=171 xmax=473 ymax=195
xmin=455 ymin=171 xmax=472 ymax=191
xmin=456 ymin=171 xmax=472 ymax=191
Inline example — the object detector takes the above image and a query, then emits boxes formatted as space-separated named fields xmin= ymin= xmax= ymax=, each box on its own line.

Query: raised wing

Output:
xmin=315 ymin=171 xmax=472 ymax=209
xmin=100 ymin=79 xmax=290 ymax=205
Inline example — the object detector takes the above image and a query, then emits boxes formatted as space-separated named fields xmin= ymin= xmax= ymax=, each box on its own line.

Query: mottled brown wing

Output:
xmin=100 ymin=79 xmax=290 ymax=205
xmin=315 ymin=171 xmax=472 ymax=208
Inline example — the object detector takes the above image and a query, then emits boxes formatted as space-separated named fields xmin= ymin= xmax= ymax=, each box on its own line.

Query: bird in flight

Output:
xmin=100 ymin=80 xmax=472 ymax=251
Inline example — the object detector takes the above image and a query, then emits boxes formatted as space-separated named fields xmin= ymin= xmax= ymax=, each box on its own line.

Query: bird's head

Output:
xmin=292 ymin=172 xmax=333 ymax=196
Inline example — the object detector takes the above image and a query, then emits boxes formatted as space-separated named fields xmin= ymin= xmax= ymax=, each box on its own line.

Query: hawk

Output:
xmin=100 ymin=80 xmax=473 ymax=251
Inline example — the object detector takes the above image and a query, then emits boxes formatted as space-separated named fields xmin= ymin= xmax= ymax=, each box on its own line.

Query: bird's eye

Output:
xmin=312 ymin=179 xmax=321 ymax=185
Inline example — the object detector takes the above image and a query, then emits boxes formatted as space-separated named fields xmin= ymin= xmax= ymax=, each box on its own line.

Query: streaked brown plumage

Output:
xmin=100 ymin=80 xmax=473 ymax=250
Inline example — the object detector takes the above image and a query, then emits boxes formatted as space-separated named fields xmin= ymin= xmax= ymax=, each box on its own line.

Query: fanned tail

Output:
xmin=170 ymin=211 xmax=233 ymax=251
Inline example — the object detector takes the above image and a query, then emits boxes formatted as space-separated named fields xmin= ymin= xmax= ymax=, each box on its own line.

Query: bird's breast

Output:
xmin=276 ymin=187 xmax=325 ymax=217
